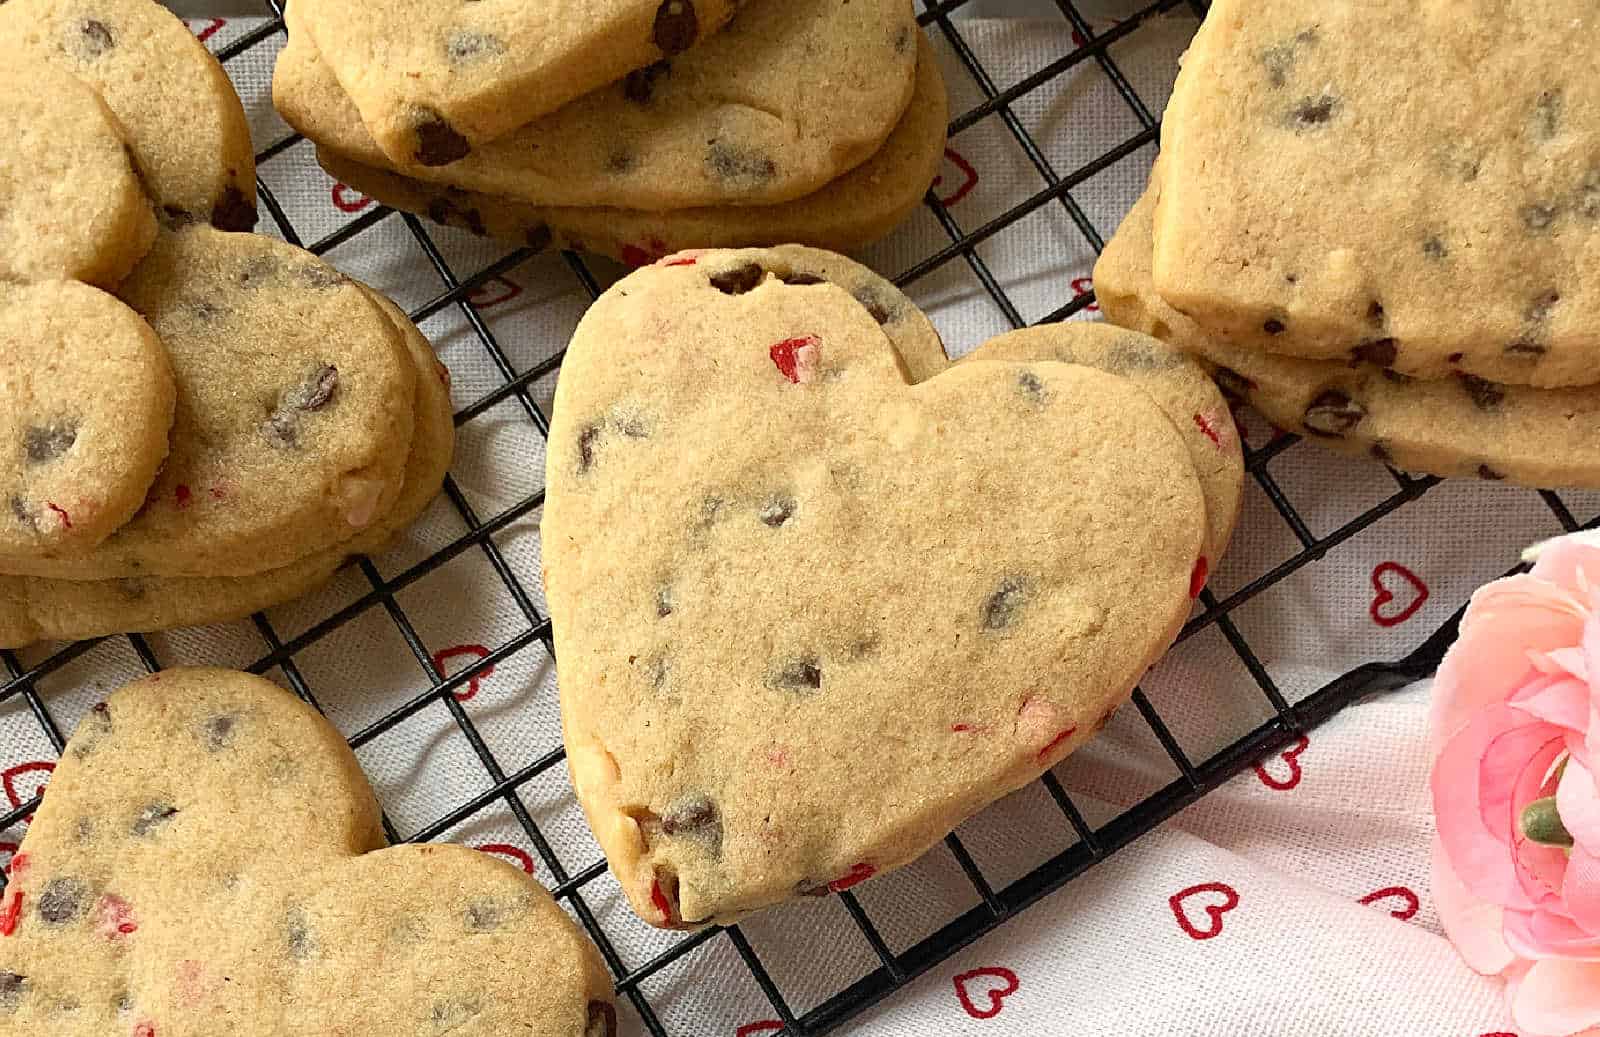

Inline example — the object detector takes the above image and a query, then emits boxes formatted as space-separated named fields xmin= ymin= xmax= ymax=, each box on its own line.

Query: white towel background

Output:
xmin=1 ymin=8 xmax=1580 ymax=1034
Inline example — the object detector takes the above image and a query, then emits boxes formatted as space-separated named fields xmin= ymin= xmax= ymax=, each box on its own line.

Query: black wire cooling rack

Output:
xmin=4 ymin=0 xmax=1596 ymax=1033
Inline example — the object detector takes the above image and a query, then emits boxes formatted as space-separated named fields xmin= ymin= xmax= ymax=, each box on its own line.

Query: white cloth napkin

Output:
xmin=1 ymin=9 xmax=1582 ymax=1035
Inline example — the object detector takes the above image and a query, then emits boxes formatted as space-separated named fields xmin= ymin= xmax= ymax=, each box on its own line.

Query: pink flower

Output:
xmin=1432 ymin=534 xmax=1600 ymax=1036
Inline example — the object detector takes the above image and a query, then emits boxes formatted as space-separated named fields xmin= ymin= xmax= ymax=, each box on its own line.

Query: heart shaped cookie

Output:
xmin=544 ymin=251 xmax=1212 ymax=926
xmin=0 ymin=668 xmax=614 ymax=1035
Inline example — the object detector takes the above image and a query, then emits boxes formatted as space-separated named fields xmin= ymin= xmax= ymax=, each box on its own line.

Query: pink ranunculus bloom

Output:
xmin=1431 ymin=534 xmax=1600 ymax=1036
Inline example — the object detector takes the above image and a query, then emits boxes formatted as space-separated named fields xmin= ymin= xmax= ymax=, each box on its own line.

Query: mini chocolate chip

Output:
xmin=24 ymin=422 xmax=77 ymax=464
xmin=1370 ymin=442 xmax=1394 ymax=464
xmin=188 ymin=299 xmax=225 ymax=322
xmin=524 ymin=223 xmax=554 ymax=251
xmin=298 ymin=264 xmax=345 ymax=290
xmin=1350 ymin=338 xmax=1397 ymax=368
xmin=9 ymin=496 xmax=35 ymax=532
xmin=1263 ymin=318 xmax=1286 ymax=335
xmin=605 ymin=150 xmax=635 ymax=174
xmin=205 ymin=713 xmax=238 ymax=751
xmin=614 ymin=414 xmax=649 ymax=439
xmin=1478 ymin=464 xmax=1507 ymax=481
xmin=77 ymin=18 xmax=114 ymax=57
xmin=131 ymin=803 xmax=178 ymax=837
xmin=286 ymin=911 xmax=315 ymax=960
xmin=775 ymin=658 xmax=822 ymax=691
xmin=780 ymin=272 xmax=826 ymax=286
xmin=264 ymin=365 xmax=340 ymax=447
xmin=1528 ymin=289 xmax=1561 ymax=322
xmin=0 ymin=972 xmax=24 ymax=1012
xmin=1302 ymin=389 xmax=1365 ymax=437
xmin=210 ymin=185 xmax=257 ymax=232
xmin=707 ymin=140 xmax=776 ymax=184
xmin=1535 ymin=89 xmax=1563 ymax=140
xmin=1380 ymin=368 xmax=1414 ymax=385
xmin=894 ymin=24 xmax=912 ymax=53
xmin=656 ymin=588 xmax=674 ymax=618
xmin=414 ymin=112 xmax=470 ymax=166
xmin=759 ymin=497 xmax=795 ymax=527
xmin=624 ymin=60 xmax=670 ymax=104
xmin=1422 ymin=236 xmax=1448 ymax=259
xmin=37 ymin=878 xmax=87 ymax=925
xmin=577 ymin=425 xmax=600 ymax=474
xmin=982 ymin=578 xmax=1027 ymax=630
xmin=661 ymin=794 xmax=722 ymax=853
xmin=465 ymin=898 xmax=507 ymax=931
xmin=1447 ymin=352 xmax=1465 ymax=364
xmin=445 ymin=30 xmax=501 ymax=61
xmin=710 ymin=262 xmax=764 ymax=295
xmin=653 ymin=0 xmax=698 ymax=54
xmin=432 ymin=997 xmax=482 ymax=1029
xmin=1212 ymin=367 xmax=1254 ymax=399
xmin=1506 ymin=338 xmax=1548 ymax=358
xmin=852 ymin=289 xmax=894 ymax=325
xmin=1366 ymin=301 xmax=1385 ymax=326
xmin=1017 ymin=370 xmax=1045 ymax=399
xmin=1521 ymin=203 xmax=1560 ymax=232
xmin=1290 ymin=94 xmax=1338 ymax=126
xmin=1580 ymin=169 xmax=1600 ymax=219
xmin=1285 ymin=273 xmax=1299 ymax=285
xmin=1456 ymin=373 xmax=1505 ymax=410
xmin=586 ymin=1001 xmax=618 ymax=1037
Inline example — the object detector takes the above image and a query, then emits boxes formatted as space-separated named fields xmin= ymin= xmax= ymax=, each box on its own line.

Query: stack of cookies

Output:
xmin=272 ymin=0 xmax=947 ymax=264
xmin=1096 ymin=0 xmax=1600 ymax=490
xmin=0 ymin=0 xmax=454 ymax=649
xmin=542 ymin=246 xmax=1244 ymax=927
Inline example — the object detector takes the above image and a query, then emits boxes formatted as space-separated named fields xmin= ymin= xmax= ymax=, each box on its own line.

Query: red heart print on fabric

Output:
xmin=1370 ymin=561 xmax=1429 ymax=628
xmin=736 ymin=1023 xmax=785 ymax=1037
xmin=467 ymin=276 xmax=523 ymax=309
xmin=431 ymin=644 xmax=494 ymax=702
xmin=1358 ymin=886 xmax=1420 ymax=921
xmin=1479 ymin=1032 xmax=1518 ymax=1036
xmin=475 ymin=843 xmax=535 ymax=875
xmin=190 ymin=17 xmax=224 ymax=42
xmin=1069 ymin=277 xmax=1100 ymax=313
xmin=953 ymin=967 xmax=1019 ymax=1019
xmin=1253 ymin=734 xmax=1309 ymax=791
xmin=2 ymin=761 xmax=53 ymax=822
xmin=331 ymin=183 xmax=374 ymax=214
xmin=1169 ymin=882 xmax=1239 ymax=940
xmin=933 ymin=148 xmax=979 ymax=207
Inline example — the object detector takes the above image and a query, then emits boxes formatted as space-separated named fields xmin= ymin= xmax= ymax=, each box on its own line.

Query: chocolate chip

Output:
xmin=1301 ymin=389 xmax=1365 ymax=437
xmin=779 ymin=272 xmax=826 ymax=286
xmin=653 ymin=0 xmax=698 ymax=54
xmin=1522 ymin=203 xmax=1560 ymax=232
xmin=656 ymin=588 xmax=674 ymax=618
xmin=1535 ymin=89 xmax=1563 ymax=140
xmin=413 ymin=111 xmax=470 ymax=166
xmin=982 ymin=578 xmax=1027 ymax=630
xmin=205 ymin=713 xmax=238 ymax=751
xmin=37 ymin=878 xmax=87 ymax=925
xmin=894 ymin=24 xmax=912 ymax=53
xmin=1017 ymin=370 xmax=1046 ymax=400
xmin=1212 ymin=367 xmax=1254 ymax=399
xmin=1350 ymin=338 xmax=1397 ymax=368
xmin=264 ymin=365 xmax=339 ymax=447
xmin=775 ymin=658 xmax=822 ymax=692
xmin=661 ymin=794 xmax=722 ymax=853
xmin=577 ymin=425 xmax=600 ymax=474
xmin=1422 ymin=236 xmax=1448 ymax=259
xmin=1506 ymin=338 xmax=1548 ymax=358
xmin=1290 ymin=94 xmax=1338 ymax=126
xmin=210 ymin=185 xmax=257 ymax=232
xmin=1528 ymin=289 xmax=1561 ymax=322
xmin=445 ymin=30 xmax=501 ymax=61
xmin=1447 ymin=352 xmax=1465 ymax=364
xmin=1263 ymin=318 xmax=1286 ymax=335
xmin=759 ymin=497 xmax=795 ymax=527
xmin=9 ymin=496 xmax=34 ymax=532
xmin=524 ymin=223 xmax=554 ymax=251
xmin=710 ymin=262 xmax=764 ymax=295
xmin=1478 ymin=464 xmax=1507 ymax=481
xmin=286 ymin=911 xmax=315 ymax=960
xmin=24 ymin=422 xmax=77 ymax=464
xmin=0 ymin=972 xmax=24 ymax=1012
xmin=76 ymin=18 xmax=114 ymax=57
xmin=465 ymin=898 xmax=508 ymax=932
xmin=586 ymin=1001 xmax=618 ymax=1037
xmin=1365 ymin=300 xmax=1386 ymax=326
xmin=73 ymin=701 xmax=112 ymax=758
xmin=624 ymin=60 xmax=670 ymax=104
xmin=1456 ymin=373 xmax=1505 ymax=411
xmin=707 ymin=140 xmax=776 ymax=184
xmin=131 ymin=803 xmax=178 ymax=837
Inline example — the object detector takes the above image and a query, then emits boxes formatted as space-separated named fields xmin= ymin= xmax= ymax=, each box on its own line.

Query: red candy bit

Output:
xmin=1192 ymin=412 xmax=1222 ymax=448
xmin=826 ymin=862 xmax=876 ymax=894
xmin=134 ymin=1022 xmax=157 ymax=1037
xmin=663 ymin=257 xmax=697 ymax=267
xmin=0 ymin=889 xmax=22 ymax=937
xmin=769 ymin=335 xmax=821 ymax=384
xmin=45 ymin=502 xmax=72 ymax=529
xmin=7 ymin=852 xmax=28 ymax=879
xmin=648 ymin=875 xmax=676 ymax=924
xmin=96 ymin=893 xmax=138 ymax=940
xmin=1036 ymin=725 xmax=1079 ymax=762
xmin=174 ymin=485 xmax=193 ymax=510
xmin=1189 ymin=556 xmax=1209 ymax=599
xmin=951 ymin=723 xmax=976 ymax=733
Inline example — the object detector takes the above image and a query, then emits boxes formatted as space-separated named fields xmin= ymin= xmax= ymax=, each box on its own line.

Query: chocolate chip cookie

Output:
xmin=0 ymin=281 xmax=173 ymax=560
xmin=0 ymin=58 xmax=155 ymax=287
xmin=1154 ymin=0 xmax=1600 ymax=387
xmin=546 ymin=254 xmax=1205 ymax=927
xmin=0 ymin=667 xmax=615 ymax=1035
xmin=276 ymin=0 xmax=919 ymax=210
xmin=0 ymin=0 xmax=257 ymax=231
xmin=0 ymin=286 xmax=455 ymax=649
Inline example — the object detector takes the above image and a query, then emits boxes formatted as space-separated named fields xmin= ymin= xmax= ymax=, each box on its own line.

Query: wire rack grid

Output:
xmin=3 ymin=0 xmax=1591 ymax=1033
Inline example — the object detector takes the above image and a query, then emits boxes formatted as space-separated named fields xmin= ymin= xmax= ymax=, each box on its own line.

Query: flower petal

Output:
xmin=1513 ymin=957 xmax=1600 ymax=1035
xmin=1505 ymin=908 xmax=1600 ymax=961
xmin=1532 ymin=538 xmax=1600 ymax=597
xmin=1433 ymin=837 xmax=1518 ymax=974
xmin=1566 ymin=844 xmax=1600 ymax=939
xmin=1562 ymin=758 xmax=1600 ymax=850
xmin=1514 ymin=675 xmax=1594 ymax=734
xmin=1434 ymin=704 xmax=1544 ymax=909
